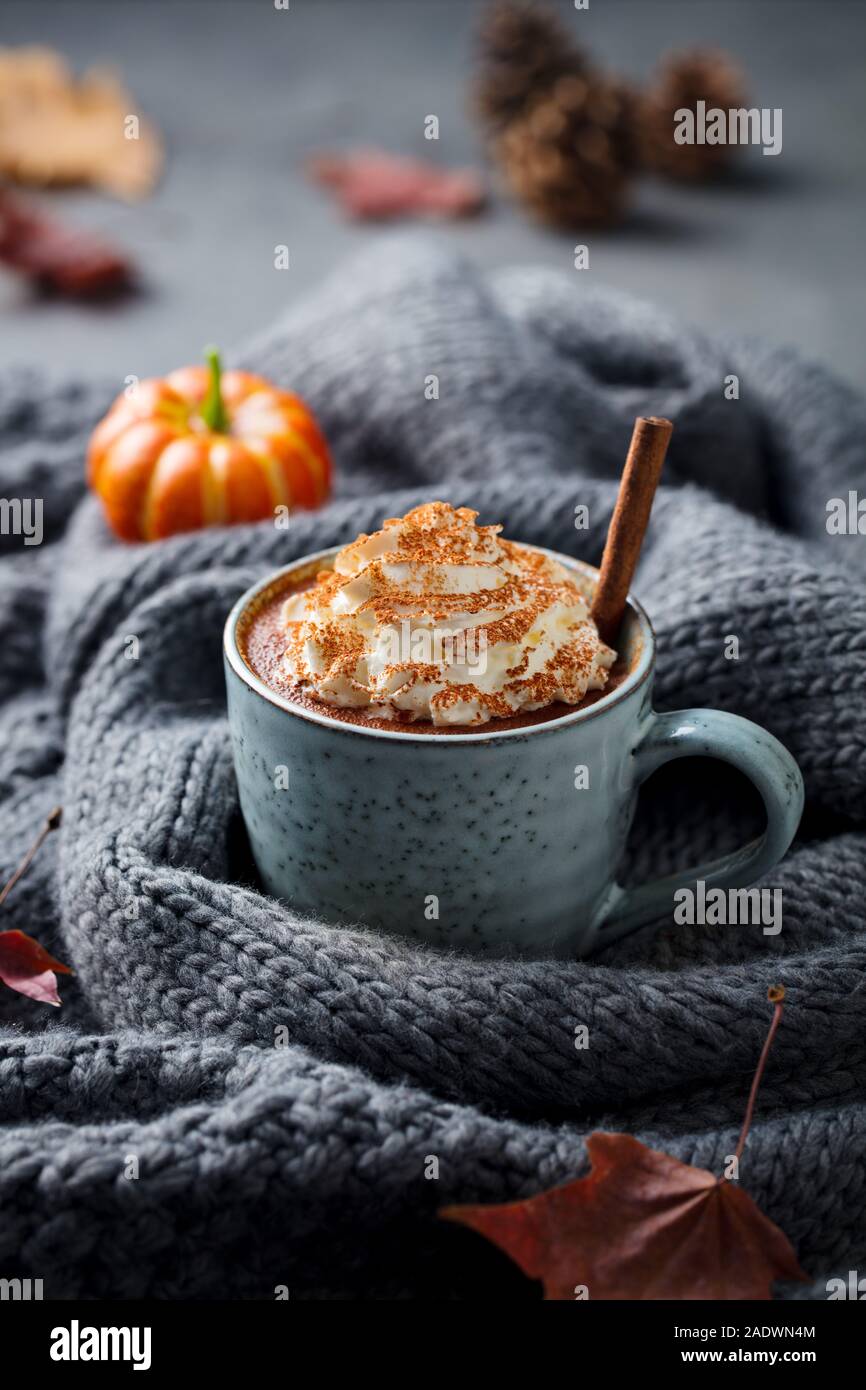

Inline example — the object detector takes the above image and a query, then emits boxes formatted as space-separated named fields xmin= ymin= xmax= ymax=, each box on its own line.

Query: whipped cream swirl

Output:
xmin=279 ymin=502 xmax=616 ymax=726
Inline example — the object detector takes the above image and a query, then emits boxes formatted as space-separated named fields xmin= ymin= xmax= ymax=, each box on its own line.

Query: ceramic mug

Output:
xmin=223 ymin=546 xmax=804 ymax=957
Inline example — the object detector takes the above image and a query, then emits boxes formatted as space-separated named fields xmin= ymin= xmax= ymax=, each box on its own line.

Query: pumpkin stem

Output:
xmin=201 ymin=345 xmax=228 ymax=434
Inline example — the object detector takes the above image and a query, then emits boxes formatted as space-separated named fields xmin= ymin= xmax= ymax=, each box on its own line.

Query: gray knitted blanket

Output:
xmin=1 ymin=239 xmax=864 ymax=1300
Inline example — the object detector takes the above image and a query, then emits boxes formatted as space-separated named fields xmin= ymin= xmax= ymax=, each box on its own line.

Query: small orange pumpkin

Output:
xmin=87 ymin=348 xmax=332 ymax=541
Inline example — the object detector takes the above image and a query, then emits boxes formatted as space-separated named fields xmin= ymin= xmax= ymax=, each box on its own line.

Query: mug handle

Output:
xmin=595 ymin=708 xmax=804 ymax=949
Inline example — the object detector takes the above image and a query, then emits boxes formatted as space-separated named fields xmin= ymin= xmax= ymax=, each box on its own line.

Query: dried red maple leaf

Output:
xmin=0 ymin=808 xmax=71 ymax=1006
xmin=0 ymin=191 xmax=132 ymax=297
xmin=443 ymin=1131 xmax=806 ymax=1300
xmin=0 ymin=929 xmax=72 ymax=1006
xmin=306 ymin=149 xmax=486 ymax=221
xmin=442 ymin=988 xmax=808 ymax=1300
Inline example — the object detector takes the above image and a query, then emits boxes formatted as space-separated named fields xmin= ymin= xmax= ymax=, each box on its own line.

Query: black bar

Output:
xmin=1 ymin=1297 xmax=859 ymax=1376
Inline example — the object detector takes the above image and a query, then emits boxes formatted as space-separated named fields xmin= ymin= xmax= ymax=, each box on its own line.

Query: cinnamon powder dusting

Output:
xmin=275 ymin=502 xmax=616 ymax=726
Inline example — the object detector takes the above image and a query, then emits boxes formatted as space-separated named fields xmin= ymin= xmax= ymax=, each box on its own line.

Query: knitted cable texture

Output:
xmin=1 ymin=238 xmax=864 ymax=1299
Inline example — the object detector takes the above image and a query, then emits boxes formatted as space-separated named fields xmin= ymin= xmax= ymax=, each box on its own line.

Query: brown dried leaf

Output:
xmin=0 ymin=45 xmax=162 ymax=199
xmin=443 ymin=1131 xmax=808 ymax=1300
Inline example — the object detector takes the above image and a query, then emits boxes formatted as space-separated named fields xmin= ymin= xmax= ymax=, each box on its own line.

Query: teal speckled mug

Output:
xmin=224 ymin=547 xmax=804 ymax=957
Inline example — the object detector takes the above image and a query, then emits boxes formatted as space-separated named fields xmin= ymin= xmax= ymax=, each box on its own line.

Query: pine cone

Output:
xmin=496 ymin=71 xmax=639 ymax=228
xmin=473 ymin=0 xmax=588 ymax=134
xmin=639 ymin=48 xmax=749 ymax=180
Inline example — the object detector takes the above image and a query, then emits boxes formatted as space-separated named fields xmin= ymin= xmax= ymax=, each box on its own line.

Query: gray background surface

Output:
xmin=2 ymin=0 xmax=865 ymax=391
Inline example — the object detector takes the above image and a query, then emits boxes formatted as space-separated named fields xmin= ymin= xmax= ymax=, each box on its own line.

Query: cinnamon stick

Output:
xmin=590 ymin=416 xmax=673 ymax=647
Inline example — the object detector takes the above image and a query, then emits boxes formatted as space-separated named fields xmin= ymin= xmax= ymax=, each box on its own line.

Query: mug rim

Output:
xmin=223 ymin=543 xmax=656 ymax=743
